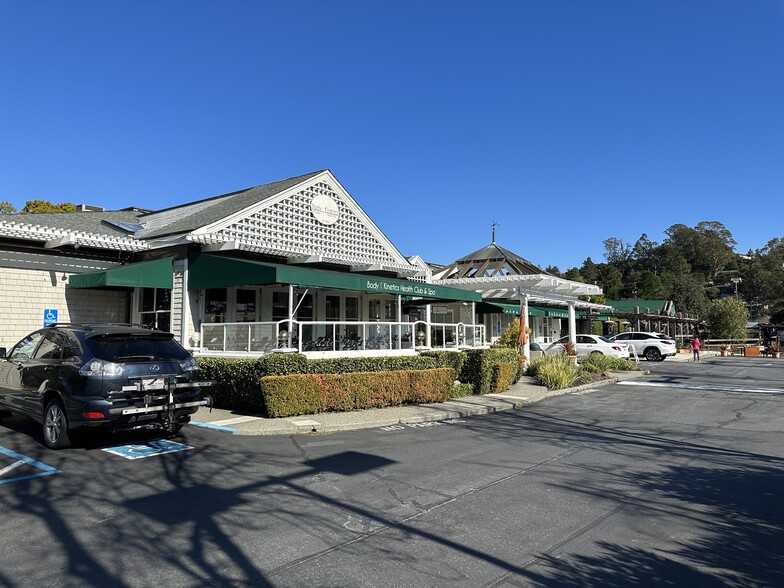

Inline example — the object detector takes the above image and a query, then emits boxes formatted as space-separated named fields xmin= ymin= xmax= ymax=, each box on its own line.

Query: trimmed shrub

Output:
xmin=260 ymin=368 xmax=454 ymax=417
xmin=578 ymin=354 xmax=638 ymax=374
xmin=450 ymin=382 xmax=475 ymax=398
xmin=262 ymin=374 xmax=324 ymax=417
xmin=460 ymin=348 xmax=522 ymax=394
xmin=490 ymin=361 xmax=514 ymax=393
xmin=308 ymin=355 xmax=437 ymax=374
xmin=196 ymin=357 xmax=268 ymax=413
xmin=419 ymin=350 xmax=467 ymax=376
xmin=526 ymin=354 xmax=579 ymax=390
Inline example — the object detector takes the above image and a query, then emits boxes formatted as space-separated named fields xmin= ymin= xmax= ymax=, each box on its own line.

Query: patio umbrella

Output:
xmin=518 ymin=312 xmax=527 ymax=346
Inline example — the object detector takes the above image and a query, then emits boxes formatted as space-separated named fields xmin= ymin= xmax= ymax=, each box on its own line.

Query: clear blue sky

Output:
xmin=1 ymin=1 xmax=782 ymax=271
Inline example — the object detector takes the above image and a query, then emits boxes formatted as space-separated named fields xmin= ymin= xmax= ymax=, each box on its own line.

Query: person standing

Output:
xmin=691 ymin=336 xmax=701 ymax=362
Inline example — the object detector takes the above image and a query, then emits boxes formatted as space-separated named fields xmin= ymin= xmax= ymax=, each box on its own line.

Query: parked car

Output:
xmin=0 ymin=324 xmax=213 ymax=449
xmin=610 ymin=331 xmax=677 ymax=361
xmin=545 ymin=334 xmax=630 ymax=359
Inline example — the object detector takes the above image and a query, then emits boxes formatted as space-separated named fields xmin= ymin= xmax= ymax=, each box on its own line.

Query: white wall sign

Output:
xmin=311 ymin=194 xmax=340 ymax=225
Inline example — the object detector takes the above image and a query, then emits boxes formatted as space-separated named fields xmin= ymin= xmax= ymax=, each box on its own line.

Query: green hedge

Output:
xmin=198 ymin=354 xmax=441 ymax=414
xmin=307 ymin=355 xmax=437 ymax=374
xmin=262 ymin=368 xmax=454 ymax=417
xmin=419 ymin=350 xmax=467 ymax=376
xmin=459 ymin=348 xmax=523 ymax=394
xmin=490 ymin=361 xmax=514 ymax=394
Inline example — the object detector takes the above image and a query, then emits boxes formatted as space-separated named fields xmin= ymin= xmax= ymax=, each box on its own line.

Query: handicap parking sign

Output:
xmin=43 ymin=309 xmax=58 ymax=326
xmin=101 ymin=439 xmax=193 ymax=460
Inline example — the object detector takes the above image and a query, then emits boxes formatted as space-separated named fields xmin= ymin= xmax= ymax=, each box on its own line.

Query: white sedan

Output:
xmin=545 ymin=335 xmax=630 ymax=359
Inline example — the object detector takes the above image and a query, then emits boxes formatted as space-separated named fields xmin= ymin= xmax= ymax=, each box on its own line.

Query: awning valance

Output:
xmin=68 ymin=257 xmax=174 ymax=289
xmin=188 ymin=254 xmax=482 ymax=302
xmin=476 ymin=301 xmax=522 ymax=315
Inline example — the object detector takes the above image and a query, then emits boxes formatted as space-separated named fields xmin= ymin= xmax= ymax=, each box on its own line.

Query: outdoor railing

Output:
xmin=199 ymin=320 xmax=487 ymax=354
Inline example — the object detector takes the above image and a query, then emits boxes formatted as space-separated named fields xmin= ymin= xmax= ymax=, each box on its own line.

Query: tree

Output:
xmin=580 ymin=257 xmax=599 ymax=285
xmin=603 ymin=237 xmax=633 ymax=267
xmin=563 ymin=267 xmax=582 ymax=282
xmin=706 ymin=298 xmax=749 ymax=341
xmin=635 ymin=270 xmax=665 ymax=299
xmin=0 ymin=201 xmax=16 ymax=214
xmin=596 ymin=265 xmax=623 ymax=298
xmin=20 ymin=200 xmax=77 ymax=213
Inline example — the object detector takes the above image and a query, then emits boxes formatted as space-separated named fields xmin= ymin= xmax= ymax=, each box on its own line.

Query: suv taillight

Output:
xmin=178 ymin=356 xmax=198 ymax=372
xmin=79 ymin=359 xmax=124 ymax=377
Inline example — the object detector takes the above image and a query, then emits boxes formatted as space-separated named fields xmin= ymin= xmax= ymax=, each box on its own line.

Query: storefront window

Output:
xmin=326 ymin=295 xmax=340 ymax=321
xmin=235 ymin=289 xmax=256 ymax=322
xmin=345 ymin=297 xmax=359 ymax=321
xmin=368 ymin=299 xmax=381 ymax=321
xmin=205 ymin=289 xmax=227 ymax=324
xmin=139 ymin=288 xmax=171 ymax=331
xmin=272 ymin=292 xmax=288 ymax=321
xmin=296 ymin=293 xmax=313 ymax=320
xmin=384 ymin=300 xmax=397 ymax=321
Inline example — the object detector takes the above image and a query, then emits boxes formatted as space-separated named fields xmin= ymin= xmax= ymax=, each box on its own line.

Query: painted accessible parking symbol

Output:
xmin=101 ymin=439 xmax=193 ymax=460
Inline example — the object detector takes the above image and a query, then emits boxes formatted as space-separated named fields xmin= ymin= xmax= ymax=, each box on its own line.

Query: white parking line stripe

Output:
xmin=0 ymin=460 xmax=24 ymax=477
xmin=209 ymin=415 xmax=262 ymax=426
xmin=619 ymin=381 xmax=784 ymax=395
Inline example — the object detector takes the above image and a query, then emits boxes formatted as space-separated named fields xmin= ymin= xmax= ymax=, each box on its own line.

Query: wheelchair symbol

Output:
xmin=45 ymin=310 xmax=57 ymax=321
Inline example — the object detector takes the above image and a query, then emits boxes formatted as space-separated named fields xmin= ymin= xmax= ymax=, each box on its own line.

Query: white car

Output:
xmin=610 ymin=331 xmax=677 ymax=361
xmin=545 ymin=334 xmax=630 ymax=359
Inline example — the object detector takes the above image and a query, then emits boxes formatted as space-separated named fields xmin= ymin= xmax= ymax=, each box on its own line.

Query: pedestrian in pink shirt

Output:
xmin=690 ymin=336 xmax=701 ymax=362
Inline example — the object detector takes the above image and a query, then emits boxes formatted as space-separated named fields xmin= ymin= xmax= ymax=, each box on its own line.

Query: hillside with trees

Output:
xmin=548 ymin=221 xmax=783 ymax=323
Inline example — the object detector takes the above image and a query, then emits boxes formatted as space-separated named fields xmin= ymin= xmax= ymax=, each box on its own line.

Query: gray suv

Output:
xmin=610 ymin=331 xmax=677 ymax=361
xmin=0 ymin=324 xmax=212 ymax=449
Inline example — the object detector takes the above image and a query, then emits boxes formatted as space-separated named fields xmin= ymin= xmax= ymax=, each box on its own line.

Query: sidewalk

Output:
xmin=190 ymin=354 xmax=703 ymax=436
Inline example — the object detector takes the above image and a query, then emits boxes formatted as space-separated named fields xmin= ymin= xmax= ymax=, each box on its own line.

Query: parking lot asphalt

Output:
xmin=190 ymin=351 xmax=714 ymax=436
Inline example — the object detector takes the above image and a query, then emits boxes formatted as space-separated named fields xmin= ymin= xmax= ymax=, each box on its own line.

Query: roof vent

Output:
xmin=77 ymin=204 xmax=105 ymax=212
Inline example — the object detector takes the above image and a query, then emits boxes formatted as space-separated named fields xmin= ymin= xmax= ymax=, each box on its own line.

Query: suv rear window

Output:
xmin=85 ymin=335 xmax=189 ymax=362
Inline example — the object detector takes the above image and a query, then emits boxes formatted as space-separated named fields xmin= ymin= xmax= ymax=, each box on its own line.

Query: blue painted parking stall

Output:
xmin=0 ymin=445 xmax=61 ymax=485
xmin=101 ymin=439 xmax=193 ymax=460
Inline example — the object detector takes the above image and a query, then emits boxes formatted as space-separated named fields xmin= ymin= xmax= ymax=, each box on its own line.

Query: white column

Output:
xmin=287 ymin=284 xmax=294 ymax=347
xmin=180 ymin=257 xmax=190 ymax=348
xmin=568 ymin=301 xmax=577 ymax=345
xmin=523 ymin=295 xmax=530 ymax=358
xmin=425 ymin=303 xmax=432 ymax=347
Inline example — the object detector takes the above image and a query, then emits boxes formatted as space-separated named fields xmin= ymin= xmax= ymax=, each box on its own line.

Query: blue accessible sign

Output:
xmin=43 ymin=309 xmax=58 ymax=326
xmin=101 ymin=439 xmax=193 ymax=460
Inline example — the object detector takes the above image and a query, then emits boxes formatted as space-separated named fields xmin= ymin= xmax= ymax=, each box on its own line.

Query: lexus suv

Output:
xmin=0 ymin=324 xmax=212 ymax=449
xmin=610 ymin=331 xmax=677 ymax=361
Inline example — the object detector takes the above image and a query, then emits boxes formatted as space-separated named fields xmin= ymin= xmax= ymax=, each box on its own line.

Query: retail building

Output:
xmin=0 ymin=170 xmax=603 ymax=357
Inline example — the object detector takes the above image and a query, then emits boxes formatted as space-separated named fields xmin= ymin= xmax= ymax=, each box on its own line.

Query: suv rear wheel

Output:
xmin=43 ymin=399 xmax=71 ymax=449
xmin=644 ymin=347 xmax=661 ymax=362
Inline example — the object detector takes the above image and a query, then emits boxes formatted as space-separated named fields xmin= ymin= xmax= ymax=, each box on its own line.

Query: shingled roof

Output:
xmin=435 ymin=242 xmax=548 ymax=280
xmin=136 ymin=170 xmax=324 ymax=239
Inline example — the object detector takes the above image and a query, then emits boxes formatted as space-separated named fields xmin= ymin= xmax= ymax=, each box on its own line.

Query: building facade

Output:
xmin=0 ymin=170 xmax=603 ymax=357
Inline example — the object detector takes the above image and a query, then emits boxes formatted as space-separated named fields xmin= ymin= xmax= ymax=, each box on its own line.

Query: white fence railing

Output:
xmin=200 ymin=320 xmax=487 ymax=354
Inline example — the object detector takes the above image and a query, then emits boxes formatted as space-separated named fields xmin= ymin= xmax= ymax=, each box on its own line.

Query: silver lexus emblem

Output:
xmin=149 ymin=365 xmax=160 ymax=372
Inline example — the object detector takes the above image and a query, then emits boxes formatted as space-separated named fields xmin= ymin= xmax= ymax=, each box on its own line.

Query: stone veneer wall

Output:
xmin=0 ymin=266 xmax=128 ymax=347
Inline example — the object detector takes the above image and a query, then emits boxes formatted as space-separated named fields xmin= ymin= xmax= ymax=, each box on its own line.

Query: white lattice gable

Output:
xmin=187 ymin=171 xmax=416 ymax=273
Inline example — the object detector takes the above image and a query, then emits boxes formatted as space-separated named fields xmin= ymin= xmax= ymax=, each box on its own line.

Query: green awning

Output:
xmin=188 ymin=254 xmax=482 ymax=302
xmin=530 ymin=305 xmax=569 ymax=318
xmin=475 ymin=302 xmax=573 ymax=318
xmin=68 ymin=258 xmax=174 ymax=289
xmin=476 ymin=301 xmax=523 ymax=315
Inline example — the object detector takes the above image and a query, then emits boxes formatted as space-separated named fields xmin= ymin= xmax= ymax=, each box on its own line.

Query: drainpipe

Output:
xmin=568 ymin=301 xmax=577 ymax=345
